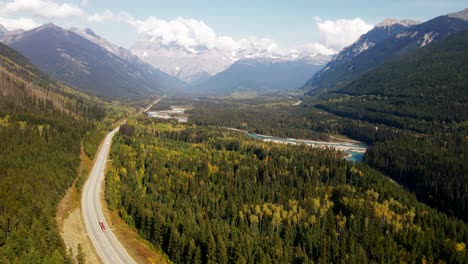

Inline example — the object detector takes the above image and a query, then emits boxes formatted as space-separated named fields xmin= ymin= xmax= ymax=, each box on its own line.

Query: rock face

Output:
xmin=304 ymin=8 xmax=468 ymax=95
xmin=1 ymin=23 xmax=185 ymax=97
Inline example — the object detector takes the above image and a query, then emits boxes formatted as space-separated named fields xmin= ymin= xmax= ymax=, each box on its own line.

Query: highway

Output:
xmin=143 ymin=95 xmax=165 ymax=113
xmin=81 ymin=125 xmax=135 ymax=264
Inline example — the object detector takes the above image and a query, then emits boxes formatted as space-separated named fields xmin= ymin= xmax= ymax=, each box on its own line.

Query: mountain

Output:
xmin=131 ymin=35 xmax=234 ymax=84
xmin=316 ymin=29 xmax=468 ymax=221
xmin=305 ymin=8 xmax=468 ymax=94
xmin=194 ymin=56 xmax=328 ymax=95
xmin=318 ymin=28 xmax=468 ymax=132
xmin=0 ymin=23 xmax=185 ymax=97
xmin=131 ymin=34 xmax=326 ymax=84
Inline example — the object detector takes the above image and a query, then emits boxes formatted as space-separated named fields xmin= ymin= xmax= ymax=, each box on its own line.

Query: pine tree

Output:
xmin=76 ymin=244 xmax=86 ymax=264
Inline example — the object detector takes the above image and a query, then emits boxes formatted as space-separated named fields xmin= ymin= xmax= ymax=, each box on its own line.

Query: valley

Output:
xmin=147 ymin=105 xmax=191 ymax=123
xmin=0 ymin=3 xmax=466 ymax=264
xmin=147 ymin=97 xmax=366 ymax=160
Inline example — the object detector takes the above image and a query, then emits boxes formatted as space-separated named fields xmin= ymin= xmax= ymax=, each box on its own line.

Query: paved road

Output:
xmin=143 ymin=95 xmax=166 ymax=113
xmin=81 ymin=126 xmax=135 ymax=264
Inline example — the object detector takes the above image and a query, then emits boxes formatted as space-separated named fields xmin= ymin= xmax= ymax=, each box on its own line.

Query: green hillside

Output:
xmin=0 ymin=42 xmax=124 ymax=262
xmin=315 ymin=30 xmax=468 ymax=221
xmin=318 ymin=30 xmax=468 ymax=133
xmin=106 ymin=118 xmax=468 ymax=263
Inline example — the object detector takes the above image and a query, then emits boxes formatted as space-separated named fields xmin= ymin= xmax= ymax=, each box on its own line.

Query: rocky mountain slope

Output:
xmin=304 ymin=8 xmax=468 ymax=94
xmin=1 ymin=24 xmax=185 ymax=97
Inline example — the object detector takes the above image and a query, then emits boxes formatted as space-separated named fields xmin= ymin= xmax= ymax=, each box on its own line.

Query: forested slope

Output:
xmin=304 ymin=9 xmax=468 ymax=94
xmin=323 ymin=29 xmax=468 ymax=129
xmin=107 ymin=118 xmax=467 ymax=263
xmin=0 ymin=42 xmax=121 ymax=262
xmin=315 ymin=30 xmax=468 ymax=220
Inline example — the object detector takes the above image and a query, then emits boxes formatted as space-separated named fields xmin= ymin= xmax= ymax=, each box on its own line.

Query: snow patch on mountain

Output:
xmin=131 ymin=34 xmax=330 ymax=84
xmin=419 ymin=32 xmax=438 ymax=47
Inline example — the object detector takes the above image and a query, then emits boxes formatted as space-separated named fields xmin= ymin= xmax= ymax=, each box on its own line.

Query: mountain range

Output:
xmin=131 ymin=34 xmax=327 ymax=85
xmin=319 ymin=28 xmax=468 ymax=124
xmin=0 ymin=9 xmax=467 ymax=98
xmin=0 ymin=23 xmax=330 ymax=97
xmin=0 ymin=23 xmax=185 ymax=97
xmin=304 ymin=8 xmax=468 ymax=94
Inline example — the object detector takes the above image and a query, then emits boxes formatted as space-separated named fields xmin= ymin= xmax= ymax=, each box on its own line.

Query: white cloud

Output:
xmin=315 ymin=17 xmax=373 ymax=52
xmin=86 ymin=9 xmax=372 ymax=57
xmin=0 ymin=0 xmax=84 ymax=18
xmin=128 ymin=16 xmax=219 ymax=48
xmin=0 ymin=1 xmax=373 ymax=58
xmin=298 ymin=43 xmax=336 ymax=56
xmin=87 ymin=9 xmax=115 ymax=23
xmin=125 ymin=15 xmax=288 ymax=54
xmin=123 ymin=15 xmax=372 ymax=56
xmin=0 ymin=16 xmax=39 ymax=30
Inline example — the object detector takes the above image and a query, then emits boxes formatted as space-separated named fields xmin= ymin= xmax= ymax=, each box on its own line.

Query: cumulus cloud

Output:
xmin=123 ymin=15 xmax=372 ymax=56
xmin=0 ymin=0 xmax=84 ymax=18
xmin=86 ymin=9 xmax=372 ymax=57
xmin=87 ymin=9 xmax=115 ymax=23
xmin=314 ymin=17 xmax=373 ymax=52
xmin=0 ymin=0 xmax=378 ymax=64
xmin=0 ymin=16 xmax=39 ymax=30
xmin=298 ymin=43 xmax=336 ymax=56
xmin=135 ymin=17 xmax=214 ymax=46
xmin=130 ymin=16 xmax=288 ymax=55
xmin=0 ymin=0 xmax=373 ymax=58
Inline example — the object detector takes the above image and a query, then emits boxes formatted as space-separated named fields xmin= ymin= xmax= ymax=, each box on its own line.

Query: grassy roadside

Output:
xmin=56 ymin=145 xmax=102 ymax=264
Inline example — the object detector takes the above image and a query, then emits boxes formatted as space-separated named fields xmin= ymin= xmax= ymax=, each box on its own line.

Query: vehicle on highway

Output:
xmin=99 ymin=220 xmax=107 ymax=232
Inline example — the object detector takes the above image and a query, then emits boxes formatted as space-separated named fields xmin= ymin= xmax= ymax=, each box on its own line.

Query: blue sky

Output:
xmin=0 ymin=0 xmax=466 ymax=53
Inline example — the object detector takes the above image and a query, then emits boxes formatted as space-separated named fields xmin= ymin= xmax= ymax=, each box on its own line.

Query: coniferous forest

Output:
xmin=0 ymin=6 xmax=467 ymax=264
xmin=0 ymin=42 xmax=122 ymax=263
xmin=106 ymin=118 xmax=467 ymax=264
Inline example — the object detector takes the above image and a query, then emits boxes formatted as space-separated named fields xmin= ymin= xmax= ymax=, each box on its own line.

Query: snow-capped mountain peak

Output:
xmin=131 ymin=34 xmax=328 ymax=84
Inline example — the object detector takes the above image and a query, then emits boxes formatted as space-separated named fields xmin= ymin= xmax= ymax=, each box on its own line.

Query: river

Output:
xmin=241 ymin=130 xmax=367 ymax=162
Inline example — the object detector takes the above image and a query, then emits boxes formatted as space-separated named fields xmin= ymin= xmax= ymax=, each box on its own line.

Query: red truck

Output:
xmin=99 ymin=220 xmax=107 ymax=232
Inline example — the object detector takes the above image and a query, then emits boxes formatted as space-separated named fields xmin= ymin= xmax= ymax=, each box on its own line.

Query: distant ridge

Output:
xmin=193 ymin=57 xmax=328 ymax=95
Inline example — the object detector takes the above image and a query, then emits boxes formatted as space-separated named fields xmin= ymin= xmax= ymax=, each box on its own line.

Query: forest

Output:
xmin=188 ymin=97 xmax=335 ymax=141
xmin=0 ymin=42 xmax=124 ymax=263
xmin=186 ymin=30 xmax=468 ymax=222
xmin=315 ymin=30 xmax=468 ymax=220
xmin=106 ymin=117 xmax=467 ymax=264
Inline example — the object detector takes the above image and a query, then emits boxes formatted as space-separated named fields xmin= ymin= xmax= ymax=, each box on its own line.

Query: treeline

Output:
xmin=312 ymin=30 xmax=468 ymax=221
xmin=107 ymin=119 xmax=467 ymax=264
xmin=186 ymin=93 xmax=468 ymax=221
xmin=188 ymin=99 xmax=332 ymax=141
xmin=317 ymin=99 xmax=468 ymax=220
xmin=0 ymin=89 xmax=85 ymax=262
xmin=365 ymin=134 xmax=468 ymax=221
